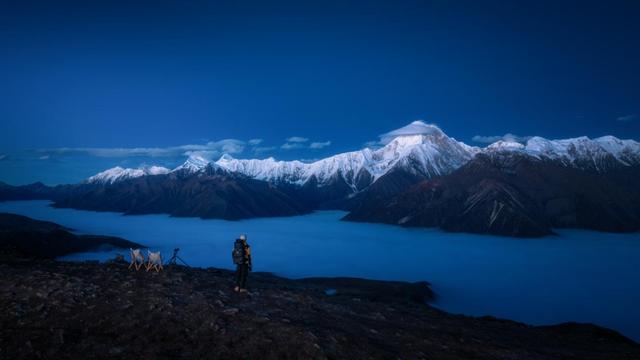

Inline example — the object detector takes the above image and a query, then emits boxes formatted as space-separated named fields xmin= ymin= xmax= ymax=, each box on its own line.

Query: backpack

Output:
xmin=232 ymin=240 xmax=246 ymax=265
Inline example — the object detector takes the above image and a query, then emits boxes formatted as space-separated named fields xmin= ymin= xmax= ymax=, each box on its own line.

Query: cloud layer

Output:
xmin=617 ymin=114 xmax=637 ymax=122
xmin=472 ymin=133 xmax=532 ymax=144
xmin=379 ymin=120 xmax=443 ymax=144
xmin=309 ymin=141 xmax=331 ymax=149
xmin=281 ymin=142 xmax=305 ymax=150
xmin=286 ymin=136 xmax=309 ymax=143
xmin=281 ymin=136 xmax=331 ymax=150
xmin=35 ymin=133 xmax=334 ymax=160
xmin=39 ymin=139 xmax=246 ymax=158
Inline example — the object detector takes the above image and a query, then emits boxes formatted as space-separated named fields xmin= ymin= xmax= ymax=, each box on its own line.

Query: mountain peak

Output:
xmin=173 ymin=153 xmax=211 ymax=173
xmin=218 ymin=154 xmax=235 ymax=162
xmin=87 ymin=165 xmax=169 ymax=184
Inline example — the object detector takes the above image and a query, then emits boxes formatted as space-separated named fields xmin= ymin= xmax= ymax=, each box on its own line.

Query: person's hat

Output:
xmin=239 ymin=234 xmax=247 ymax=241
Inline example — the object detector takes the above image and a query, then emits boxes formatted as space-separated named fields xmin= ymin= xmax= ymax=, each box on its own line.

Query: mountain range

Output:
xmin=2 ymin=121 xmax=639 ymax=236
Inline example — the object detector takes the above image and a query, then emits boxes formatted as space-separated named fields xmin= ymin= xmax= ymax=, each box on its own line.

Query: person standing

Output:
xmin=232 ymin=234 xmax=252 ymax=293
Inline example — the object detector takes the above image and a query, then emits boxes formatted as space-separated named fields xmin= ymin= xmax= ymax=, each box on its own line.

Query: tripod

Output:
xmin=167 ymin=248 xmax=189 ymax=266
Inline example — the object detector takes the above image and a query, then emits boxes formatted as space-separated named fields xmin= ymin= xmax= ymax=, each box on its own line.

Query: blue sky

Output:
xmin=1 ymin=0 xmax=639 ymax=185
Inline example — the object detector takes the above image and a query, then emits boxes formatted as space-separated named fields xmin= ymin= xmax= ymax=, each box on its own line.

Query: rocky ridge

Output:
xmin=0 ymin=257 xmax=638 ymax=359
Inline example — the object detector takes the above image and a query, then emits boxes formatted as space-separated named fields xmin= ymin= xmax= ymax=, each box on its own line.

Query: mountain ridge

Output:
xmin=1 ymin=256 xmax=638 ymax=359
xmin=345 ymin=152 xmax=640 ymax=236
xmin=2 ymin=121 xmax=640 ymax=236
xmin=87 ymin=121 xmax=640 ymax=189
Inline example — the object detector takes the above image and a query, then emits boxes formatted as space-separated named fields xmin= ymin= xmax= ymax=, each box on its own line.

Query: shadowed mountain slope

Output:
xmin=345 ymin=153 xmax=640 ymax=237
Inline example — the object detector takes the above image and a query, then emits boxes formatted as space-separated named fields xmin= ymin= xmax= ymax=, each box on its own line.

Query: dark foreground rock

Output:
xmin=0 ymin=258 xmax=637 ymax=359
xmin=0 ymin=213 xmax=143 ymax=258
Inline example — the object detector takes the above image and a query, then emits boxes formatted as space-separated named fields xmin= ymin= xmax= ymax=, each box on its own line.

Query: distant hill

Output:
xmin=0 ymin=213 xmax=142 ymax=258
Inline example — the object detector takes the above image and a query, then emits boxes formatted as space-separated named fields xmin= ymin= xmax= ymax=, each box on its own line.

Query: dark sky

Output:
xmin=1 ymin=0 xmax=639 ymax=184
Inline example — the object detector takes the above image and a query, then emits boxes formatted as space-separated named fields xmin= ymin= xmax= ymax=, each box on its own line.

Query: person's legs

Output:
xmin=240 ymin=264 xmax=249 ymax=290
xmin=234 ymin=265 xmax=242 ymax=291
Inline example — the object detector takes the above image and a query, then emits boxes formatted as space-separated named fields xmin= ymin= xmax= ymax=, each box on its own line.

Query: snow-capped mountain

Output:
xmin=484 ymin=135 xmax=640 ymax=171
xmin=87 ymin=121 xmax=640 ymax=189
xmin=485 ymin=140 xmax=525 ymax=152
xmin=215 ymin=154 xmax=307 ymax=184
xmin=172 ymin=154 xmax=213 ymax=173
xmin=213 ymin=121 xmax=478 ymax=191
xmin=367 ymin=125 xmax=480 ymax=179
xmin=87 ymin=166 xmax=170 ymax=184
xmin=16 ymin=120 xmax=640 ymax=235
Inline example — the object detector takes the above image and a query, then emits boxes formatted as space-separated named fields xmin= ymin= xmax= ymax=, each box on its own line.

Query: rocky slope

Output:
xmin=1 ymin=257 xmax=638 ymax=359
xmin=345 ymin=152 xmax=640 ymax=237
xmin=52 ymin=165 xmax=311 ymax=220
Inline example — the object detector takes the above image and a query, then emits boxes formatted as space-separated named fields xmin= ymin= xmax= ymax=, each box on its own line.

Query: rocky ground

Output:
xmin=0 ymin=257 xmax=638 ymax=359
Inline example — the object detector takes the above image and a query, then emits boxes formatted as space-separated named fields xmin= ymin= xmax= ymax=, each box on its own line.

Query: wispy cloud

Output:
xmin=0 ymin=154 xmax=7 ymax=161
xmin=182 ymin=150 xmax=219 ymax=161
xmin=309 ymin=141 xmax=331 ymax=149
xmin=617 ymin=114 xmax=637 ymax=122
xmin=248 ymin=138 xmax=263 ymax=145
xmin=379 ymin=120 xmax=442 ymax=144
xmin=280 ymin=136 xmax=310 ymax=150
xmin=472 ymin=133 xmax=532 ymax=144
xmin=281 ymin=142 xmax=305 ymax=150
xmin=286 ymin=136 xmax=309 ymax=143
xmin=38 ymin=155 xmax=50 ymax=160
xmin=38 ymin=139 xmax=246 ymax=158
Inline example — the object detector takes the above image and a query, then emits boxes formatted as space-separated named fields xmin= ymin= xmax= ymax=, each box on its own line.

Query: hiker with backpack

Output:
xmin=232 ymin=234 xmax=252 ymax=293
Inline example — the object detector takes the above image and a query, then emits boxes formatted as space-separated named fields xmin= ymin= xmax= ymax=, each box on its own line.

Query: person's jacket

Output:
xmin=243 ymin=244 xmax=252 ymax=270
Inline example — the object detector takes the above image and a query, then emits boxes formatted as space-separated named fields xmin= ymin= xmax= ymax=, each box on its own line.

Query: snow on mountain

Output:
xmin=87 ymin=121 xmax=640 ymax=187
xmin=215 ymin=154 xmax=307 ymax=184
xmin=593 ymin=136 xmax=640 ymax=166
xmin=146 ymin=166 xmax=170 ymax=175
xmin=485 ymin=140 xmax=525 ymax=152
xmin=173 ymin=154 xmax=209 ymax=173
xmin=214 ymin=121 xmax=478 ymax=190
xmin=483 ymin=135 xmax=640 ymax=171
xmin=87 ymin=166 xmax=170 ymax=184
xmin=368 ymin=126 xmax=479 ymax=179
xmin=214 ymin=151 xmax=370 ymax=189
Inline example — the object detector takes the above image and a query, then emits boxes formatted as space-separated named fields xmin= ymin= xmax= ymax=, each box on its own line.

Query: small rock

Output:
xmin=324 ymin=288 xmax=337 ymax=296
xmin=223 ymin=307 xmax=239 ymax=315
